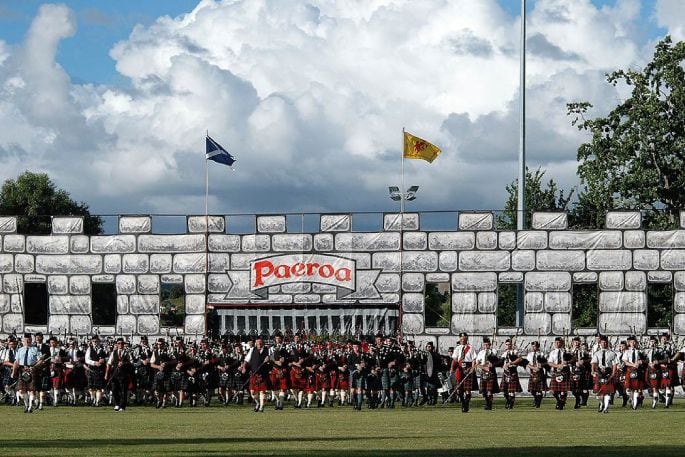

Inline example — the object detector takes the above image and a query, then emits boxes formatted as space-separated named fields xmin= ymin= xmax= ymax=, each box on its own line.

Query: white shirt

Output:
xmin=591 ymin=348 xmax=618 ymax=369
xmin=475 ymin=348 xmax=497 ymax=365
xmin=621 ymin=348 xmax=641 ymax=365
xmin=548 ymin=348 xmax=566 ymax=366
xmin=452 ymin=344 xmax=476 ymax=364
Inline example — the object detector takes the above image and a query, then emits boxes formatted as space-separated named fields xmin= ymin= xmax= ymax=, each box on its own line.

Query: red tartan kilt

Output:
xmin=337 ymin=373 xmax=350 ymax=390
xmin=328 ymin=371 xmax=338 ymax=389
xmin=304 ymin=374 xmax=318 ymax=393
xmin=290 ymin=370 xmax=307 ymax=390
xmin=593 ymin=376 xmax=616 ymax=394
xmin=500 ymin=371 xmax=523 ymax=393
xmin=249 ymin=373 xmax=268 ymax=392
xmin=527 ymin=371 xmax=547 ymax=392
xmin=549 ymin=375 xmax=572 ymax=393
xmin=624 ymin=368 xmax=644 ymax=390
xmin=454 ymin=369 xmax=477 ymax=392
xmin=317 ymin=372 xmax=330 ymax=390
xmin=269 ymin=369 xmax=289 ymax=391
xmin=645 ymin=368 xmax=661 ymax=390
xmin=479 ymin=372 xmax=500 ymax=394
xmin=659 ymin=367 xmax=679 ymax=388
xmin=50 ymin=366 xmax=64 ymax=389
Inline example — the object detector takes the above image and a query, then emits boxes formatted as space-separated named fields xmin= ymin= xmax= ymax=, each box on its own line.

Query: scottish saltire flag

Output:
xmin=206 ymin=136 xmax=236 ymax=166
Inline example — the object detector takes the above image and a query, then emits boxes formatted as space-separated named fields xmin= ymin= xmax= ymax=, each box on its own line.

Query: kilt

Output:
xmin=316 ymin=372 xmax=330 ymax=390
xmin=500 ymin=370 xmax=523 ymax=393
xmin=64 ymin=367 xmax=88 ymax=390
xmin=350 ymin=370 xmax=367 ymax=390
xmin=624 ymin=367 xmax=645 ymax=391
xmin=549 ymin=371 xmax=572 ymax=393
xmin=645 ymin=366 xmax=661 ymax=391
xmin=401 ymin=372 xmax=415 ymax=392
xmin=153 ymin=371 xmax=171 ymax=393
xmin=2 ymin=367 xmax=14 ymax=387
xmin=269 ymin=367 xmax=289 ymax=391
xmin=593 ymin=375 xmax=616 ymax=395
xmin=203 ymin=369 xmax=220 ymax=390
xmin=17 ymin=372 xmax=37 ymax=392
xmin=571 ymin=366 xmax=592 ymax=392
xmin=135 ymin=365 xmax=153 ymax=390
xmin=87 ymin=367 xmax=105 ymax=390
xmin=659 ymin=365 xmax=679 ymax=388
xmin=248 ymin=373 xmax=268 ymax=392
xmin=380 ymin=368 xmax=390 ymax=390
xmin=290 ymin=368 xmax=307 ymax=390
xmin=304 ymin=373 xmax=318 ymax=393
xmin=337 ymin=371 xmax=350 ymax=390
xmin=50 ymin=366 xmax=64 ymax=389
xmin=367 ymin=372 xmax=382 ymax=391
xmin=170 ymin=371 xmax=188 ymax=391
xmin=454 ymin=367 xmax=477 ymax=393
xmin=36 ymin=370 xmax=51 ymax=391
xmin=479 ymin=370 xmax=500 ymax=394
xmin=219 ymin=371 xmax=231 ymax=389
xmin=527 ymin=369 xmax=547 ymax=392
xmin=327 ymin=371 xmax=338 ymax=390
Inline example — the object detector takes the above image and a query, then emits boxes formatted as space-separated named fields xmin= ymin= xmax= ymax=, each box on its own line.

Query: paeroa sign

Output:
xmin=250 ymin=254 xmax=356 ymax=291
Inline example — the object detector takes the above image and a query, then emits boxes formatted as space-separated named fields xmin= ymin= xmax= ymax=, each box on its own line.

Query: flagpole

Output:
xmin=204 ymin=131 xmax=210 ymax=338
xmin=399 ymin=128 xmax=405 ymax=340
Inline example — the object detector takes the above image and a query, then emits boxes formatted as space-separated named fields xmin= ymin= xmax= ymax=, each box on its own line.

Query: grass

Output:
xmin=3 ymin=398 xmax=685 ymax=456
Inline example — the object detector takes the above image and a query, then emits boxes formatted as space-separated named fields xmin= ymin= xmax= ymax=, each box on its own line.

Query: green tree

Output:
xmin=497 ymin=167 xmax=574 ymax=230
xmin=0 ymin=171 xmax=103 ymax=235
xmin=567 ymin=36 xmax=685 ymax=230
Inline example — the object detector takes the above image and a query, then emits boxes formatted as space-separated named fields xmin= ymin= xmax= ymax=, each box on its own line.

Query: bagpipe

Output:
xmin=17 ymin=354 xmax=50 ymax=383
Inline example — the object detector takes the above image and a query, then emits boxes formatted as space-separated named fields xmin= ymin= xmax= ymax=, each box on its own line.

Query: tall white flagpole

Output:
xmin=399 ymin=128 xmax=405 ymax=339
xmin=516 ymin=0 xmax=527 ymax=327
xmin=204 ymin=131 xmax=210 ymax=337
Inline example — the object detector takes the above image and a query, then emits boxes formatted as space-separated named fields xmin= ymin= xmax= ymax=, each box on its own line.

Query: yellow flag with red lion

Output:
xmin=403 ymin=131 xmax=441 ymax=163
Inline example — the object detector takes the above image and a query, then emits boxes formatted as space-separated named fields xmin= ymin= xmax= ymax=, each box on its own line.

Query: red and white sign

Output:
xmin=250 ymin=254 xmax=356 ymax=291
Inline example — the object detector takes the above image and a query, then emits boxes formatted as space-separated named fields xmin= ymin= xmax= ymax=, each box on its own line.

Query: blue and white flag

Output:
xmin=206 ymin=136 xmax=236 ymax=167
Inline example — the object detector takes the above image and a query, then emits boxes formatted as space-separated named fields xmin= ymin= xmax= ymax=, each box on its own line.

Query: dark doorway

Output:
xmin=92 ymin=283 xmax=116 ymax=326
xmin=24 ymin=282 xmax=48 ymax=325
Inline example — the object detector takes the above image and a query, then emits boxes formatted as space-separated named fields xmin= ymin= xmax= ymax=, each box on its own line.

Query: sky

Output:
xmin=0 ymin=0 xmax=683 ymax=219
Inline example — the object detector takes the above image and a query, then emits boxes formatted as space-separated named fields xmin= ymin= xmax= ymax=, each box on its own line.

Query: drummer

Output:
xmin=13 ymin=333 xmax=39 ymax=413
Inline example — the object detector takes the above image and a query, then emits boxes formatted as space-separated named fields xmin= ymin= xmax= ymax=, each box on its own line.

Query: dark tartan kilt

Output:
xmin=389 ymin=370 xmax=403 ymax=389
xmin=218 ymin=372 xmax=231 ymax=388
xmin=65 ymin=367 xmax=87 ymax=390
xmin=500 ymin=370 xmax=523 ymax=393
xmin=249 ymin=373 xmax=268 ymax=392
xmin=269 ymin=367 xmax=289 ymax=391
xmin=367 ymin=372 xmax=382 ymax=391
xmin=645 ymin=367 xmax=661 ymax=391
xmin=572 ymin=368 xmax=593 ymax=391
xmin=87 ymin=367 xmax=105 ymax=390
xmin=660 ymin=365 xmax=679 ymax=388
xmin=593 ymin=375 xmax=616 ymax=395
xmin=2 ymin=367 xmax=15 ymax=387
xmin=36 ymin=370 xmax=51 ymax=391
xmin=549 ymin=371 xmax=572 ymax=393
xmin=454 ymin=367 xmax=477 ymax=392
xmin=624 ymin=367 xmax=645 ymax=391
xmin=231 ymin=372 xmax=248 ymax=390
xmin=135 ymin=366 xmax=153 ymax=390
xmin=380 ymin=368 xmax=390 ymax=390
xmin=290 ymin=369 xmax=307 ymax=390
xmin=401 ymin=374 xmax=415 ymax=392
xmin=527 ymin=370 xmax=547 ymax=392
xmin=154 ymin=371 xmax=171 ymax=393
xmin=203 ymin=369 xmax=220 ymax=390
xmin=170 ymin=371 xmax=188 ymax=391
xmin=479 ymin=371 xmax=500 ymax=394
xmin=186 ymin=375 xmax=202 ymax=394
xmin=350 ymin=370 xmax=367 ymax=390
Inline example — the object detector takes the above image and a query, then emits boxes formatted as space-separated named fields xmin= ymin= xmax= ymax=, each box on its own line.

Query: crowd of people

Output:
xmin=1 ymin=330 xmax=684 ymax=414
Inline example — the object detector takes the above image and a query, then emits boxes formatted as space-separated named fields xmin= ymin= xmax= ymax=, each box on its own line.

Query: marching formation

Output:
xmin=1 ymin=330 xmax=684 ymax=414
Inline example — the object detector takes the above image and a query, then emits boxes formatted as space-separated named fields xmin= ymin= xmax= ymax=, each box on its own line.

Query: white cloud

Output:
xmin=0 ymin=0 xmax=672 ymax=216
xmin=655 ymin=0 xmax=685 ymax=41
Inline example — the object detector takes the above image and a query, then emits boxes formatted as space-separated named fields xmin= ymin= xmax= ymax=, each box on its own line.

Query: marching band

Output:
xmin=1 ymin=330 xmax=684 ymax=413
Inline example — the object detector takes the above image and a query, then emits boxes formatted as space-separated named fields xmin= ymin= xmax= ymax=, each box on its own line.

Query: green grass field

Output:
xmin=3 ymin=398 xmax=684 ymax=456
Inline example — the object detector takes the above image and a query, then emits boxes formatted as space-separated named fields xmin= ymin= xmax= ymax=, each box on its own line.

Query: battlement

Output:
xmin=1 ymin=211 xmax=684 ymax=351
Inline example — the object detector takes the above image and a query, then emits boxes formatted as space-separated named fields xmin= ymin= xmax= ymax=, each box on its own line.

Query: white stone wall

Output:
xmin=1 ymin=211 xmax=685 ymax=344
